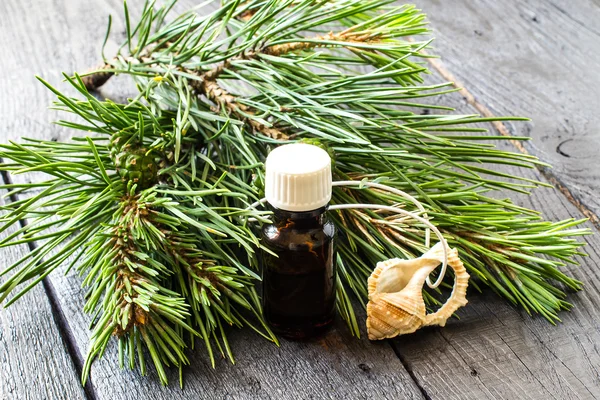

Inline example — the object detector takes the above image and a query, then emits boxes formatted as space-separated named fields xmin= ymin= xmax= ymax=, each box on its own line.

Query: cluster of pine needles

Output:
xmin=0 ymin=0 xmax=591 ymax=386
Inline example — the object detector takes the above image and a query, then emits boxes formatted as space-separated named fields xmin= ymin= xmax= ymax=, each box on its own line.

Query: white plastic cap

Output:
xmin=265 ymin=143 xmax=332 ymax=212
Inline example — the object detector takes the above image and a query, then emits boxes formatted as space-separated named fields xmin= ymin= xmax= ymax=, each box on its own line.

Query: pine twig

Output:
xmin=82 ymin=27 xmax=380 ymax=140
xmin=196 ymin=78 xmax=291 ymax=140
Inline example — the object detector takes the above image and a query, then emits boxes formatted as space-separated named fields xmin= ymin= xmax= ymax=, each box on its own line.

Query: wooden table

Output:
xmin=1 ymin=1 xmax=599 ymax=399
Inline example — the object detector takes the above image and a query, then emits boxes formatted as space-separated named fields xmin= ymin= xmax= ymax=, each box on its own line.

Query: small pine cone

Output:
xmin=109 ymin=132 xmax=159 ymax=190
xmin=115 ymin=150 xmax=158 ymax=190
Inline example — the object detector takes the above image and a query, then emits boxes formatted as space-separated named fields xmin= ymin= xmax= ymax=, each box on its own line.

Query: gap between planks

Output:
xmin=389 ymin=341 xmax=433 ymax=400
xmin=0 ymin=168 xmax=98 ymax=400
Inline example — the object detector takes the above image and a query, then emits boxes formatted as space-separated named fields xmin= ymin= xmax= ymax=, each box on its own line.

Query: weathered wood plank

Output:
xmin=394 ymin=185 xmax=600 ymax=399
xmin=0 ymin=1 xmax=424 ymax=398
xmin=387 ymin=55 xmax=600 ymax=400
xmin=406 ymin=4 xmax=600 ymax=395
xmin=412 ymin=0 xmax=600 ymax=225
xmin=388 ymin=2 xmax=600 ymax=394
xmin=0 ymin=188 xmax=85 ymax=400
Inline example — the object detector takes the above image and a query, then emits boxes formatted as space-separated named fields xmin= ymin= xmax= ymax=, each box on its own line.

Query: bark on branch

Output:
xmin=80 ymin=29 xmax=377 ymax=140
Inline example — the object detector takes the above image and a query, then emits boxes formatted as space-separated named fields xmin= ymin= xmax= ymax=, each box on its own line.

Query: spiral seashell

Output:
xmin=366 ymin=242 xmax=470 ymax=340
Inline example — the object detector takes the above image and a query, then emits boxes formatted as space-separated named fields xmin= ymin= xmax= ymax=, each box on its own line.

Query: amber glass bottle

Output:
xmin=261 ymin=143 xmax=337 ymax=339
xmin=261 ymin=205 xmax=336 ymax=339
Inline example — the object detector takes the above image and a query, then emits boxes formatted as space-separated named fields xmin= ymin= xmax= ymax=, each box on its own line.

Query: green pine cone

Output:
xmin=113 ymin=148 xmax=158 ymax=190
xmin=115 ymin=150 xmax=158 ymax=189
xmin=108 ymin=133 xmax=158 ymax=190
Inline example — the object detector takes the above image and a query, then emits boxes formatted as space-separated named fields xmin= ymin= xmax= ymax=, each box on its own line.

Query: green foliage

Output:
xmin=0 ymin=0 xmax=591 ymax=386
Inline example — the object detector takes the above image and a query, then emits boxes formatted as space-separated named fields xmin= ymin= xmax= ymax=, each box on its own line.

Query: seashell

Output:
xmin=366 ymin=242 xmax=470 ymax=340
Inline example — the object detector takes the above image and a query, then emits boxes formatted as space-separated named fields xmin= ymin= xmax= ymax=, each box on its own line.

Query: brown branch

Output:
xmin=264 ymin=30 xmax=377 ymax=56
xmin=182 ymin=30 xmax=376 ymax=140
xmin=238 ymin=9 xmax=256 ymax=22
xmin=82 ymin=64 xmax=114 ymax=91
xmin=164 ymin=233 xmax=229 ymax=303
xmin=81 ymin=40 xmax=174 ymax=91
xmin=110 ymin=227 xmax=150 ymax=336
xmin=195 ymin=78 xmax=291 ymax=140
xmin=83 ymin=27 xmax=374 ymax=89
xmin=81 ymin=29 xmax=377 ymax=140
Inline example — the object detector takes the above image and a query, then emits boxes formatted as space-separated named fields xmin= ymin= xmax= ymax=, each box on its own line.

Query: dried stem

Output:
xmin=82 ymin=64 xmax=114 ymax=91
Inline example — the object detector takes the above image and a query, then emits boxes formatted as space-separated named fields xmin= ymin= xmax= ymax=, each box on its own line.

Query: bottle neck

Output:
xmin=268 ymin=204 xmax=328 ymax=229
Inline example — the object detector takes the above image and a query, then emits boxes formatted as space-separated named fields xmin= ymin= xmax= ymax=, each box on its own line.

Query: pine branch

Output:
xmin=0 ymin=90 xmax=274 ymax=383
xmin=84 ymin=24 xmax=386 ymax=140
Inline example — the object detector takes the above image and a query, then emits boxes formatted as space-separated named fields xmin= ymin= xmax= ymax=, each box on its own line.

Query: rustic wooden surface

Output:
xmin=0 ymin=0 xmax=599 ymax=399
xmin=0 ymin=191 xmax=86 ymax=400
xmin=412 ymin=0 xmax=600 ymax=228
xmin=390 ymin=77 xmax=600 ymax=398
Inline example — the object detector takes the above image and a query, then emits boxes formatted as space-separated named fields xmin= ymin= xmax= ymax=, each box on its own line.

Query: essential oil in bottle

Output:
xmin=261 ymin=143 xmax=337 ymax=340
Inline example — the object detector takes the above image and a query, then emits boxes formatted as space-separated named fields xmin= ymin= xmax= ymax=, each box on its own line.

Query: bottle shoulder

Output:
xmin=261 ymin=214 xmax=335 ymax=247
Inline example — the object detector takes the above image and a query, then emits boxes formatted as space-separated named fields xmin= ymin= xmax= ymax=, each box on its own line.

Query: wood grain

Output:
xmin=0 ymin=190 xmax=85 ymax=400
xmin=388 ymin=61 xmax=600 ymax=399
xmin=394 ymin=193 xmax=600 ymax=399
xmin=398 ymin=2 xmax=600 ymax=394
xmin=412 ymin=0 xmax=600 ymax=225
xmin=0 ymin=1 xmax=424 ymax=399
